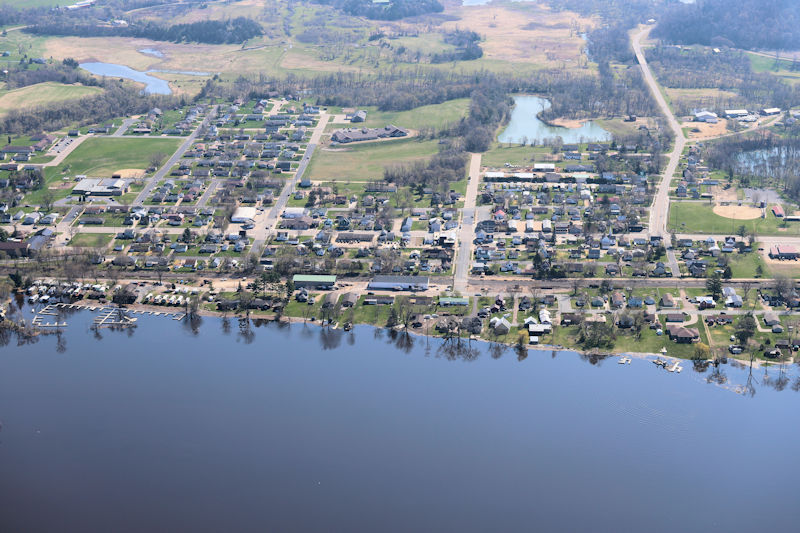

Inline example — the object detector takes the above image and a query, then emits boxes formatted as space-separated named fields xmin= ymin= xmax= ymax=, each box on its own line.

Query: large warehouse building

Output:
xmin=367 ymin=275 xmax=429 ymax=291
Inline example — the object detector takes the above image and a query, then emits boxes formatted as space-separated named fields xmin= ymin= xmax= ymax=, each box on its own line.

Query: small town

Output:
xmin=3 ymin=0 xmax=800 ymax=531
xmin=2 ymin=89 xmax=800 ymax=365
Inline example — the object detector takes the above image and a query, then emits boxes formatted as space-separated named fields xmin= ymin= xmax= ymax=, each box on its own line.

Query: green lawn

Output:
xmin=67 ymin=232 xmax=114 ymax=248
xmin=44 ymin=137 xmax=182 ymax=182
xmin=726 ymin=250 xmax=768 ymax=279
xmin=0 ymin=82 xmax=103 ymax=115
xmin=746 ymin=52 xmax=800 ymax=83
xmin=668 ymin=201 xmax=800 ymax=236
xmin=330 ymin=99 xmax=470 ymax=131
xmin=306 ymin=138 xmax=440 ymax=181
xmin=482 ymin=143 xmax=553 ymax=168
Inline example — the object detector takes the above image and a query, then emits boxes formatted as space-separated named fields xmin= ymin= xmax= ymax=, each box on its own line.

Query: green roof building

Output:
xmin=439 ymin=297 xmax=469 ymax=306
xmin=292 ymin=274 xmax=337 ymax=289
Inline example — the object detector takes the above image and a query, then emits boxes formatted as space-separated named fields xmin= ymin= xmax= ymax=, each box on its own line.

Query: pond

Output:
xmin=498 ymin=95 xmax=611 ymax=144
xmin=2 ymin=302 xmax=800 ymax=532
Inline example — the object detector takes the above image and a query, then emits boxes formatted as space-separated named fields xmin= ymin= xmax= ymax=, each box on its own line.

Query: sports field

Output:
xmin=44 ymin=137 xmax=182 ymax=181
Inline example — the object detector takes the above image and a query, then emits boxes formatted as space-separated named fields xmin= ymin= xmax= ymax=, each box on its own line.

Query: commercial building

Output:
xmin=367 ymin=275 xmax=429 ymax=291
xmin=292 ymin=274 xmax=336 ymax=289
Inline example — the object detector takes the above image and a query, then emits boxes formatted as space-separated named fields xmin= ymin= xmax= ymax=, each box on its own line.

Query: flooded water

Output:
xmin=498 ymin=95 xmax=611 ymax=144
xmin=2 ymin=303 xmax=800 ymax=532
xmin=79 ymin=62 xmax=211 ymax=95
xmin=138 ymin=48 xmax=164 ymax=58
xmin=80 ymin=62 xmax=172 ymax=95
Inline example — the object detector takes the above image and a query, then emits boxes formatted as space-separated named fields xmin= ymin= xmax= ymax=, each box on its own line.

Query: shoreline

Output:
xmin=7 ymin=295 xmax=761 ymax=368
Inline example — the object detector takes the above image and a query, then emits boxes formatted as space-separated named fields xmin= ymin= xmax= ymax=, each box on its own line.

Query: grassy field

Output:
xmin=668 ymin=202 xmax=800 ymax=236
xmin=482 ymin=143 xmax=553 ymax=168
xmin=0 ymin=0 xmax=65 ymax=6
xmin=746 ymin=52 xmax=800 ymax=84
xmin=330 ymin=99 xmax=470 ymax=131
xmin=0 ymin=82 xmax=103 ymax=115
xmin=44 ymin=137 xmax=181 ymax=181
xmin=67 ymin=233 xmax=113 ymax=248
xmin=306 ymin=138 xmax=440 ymax=181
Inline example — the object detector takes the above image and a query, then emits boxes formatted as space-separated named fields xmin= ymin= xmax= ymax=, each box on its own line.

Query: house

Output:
xmin=723 ymin=287 xmax=743 ymax=308
xmin=665 ymin=313 xmax=684 ymax=323
xmin=341 ymin=292 xmax=359 ymax=307
xmin=660 ymin=293 xmax=676 ymax=307
xmin=763 ymin=313 xmax=780 ymax=327
xmin=772 ymin=205 xmax=785 ymax=218
xmin=696 ymin=296 xmax=716 ymax=309
xmin=350 ymin=110 xmax=367 ymax=123
xmin=667 ymin=326 xmax=700 ymax=343
xmin=610 ymin=292 xmax=625 ymax=308
xmin=322 ymin=292 xmax=339 ymax=309
xmin=490 ymin=317 xmax=511 ymax=335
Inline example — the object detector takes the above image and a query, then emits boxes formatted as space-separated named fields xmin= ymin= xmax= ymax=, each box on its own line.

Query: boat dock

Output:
xmin=93 ymin=307 xmax=138 ymax=329
xmin=31 ymin=304 xmax=68 ymax=328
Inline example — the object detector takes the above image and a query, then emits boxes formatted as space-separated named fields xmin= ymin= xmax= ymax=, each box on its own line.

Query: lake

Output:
xmin=498 ymin=95 xmax=611 ymax=144
xmin=2 ymin=303 xmax=800 ymax=532
xmin=80 ymin=62 xmax=172 ymax=95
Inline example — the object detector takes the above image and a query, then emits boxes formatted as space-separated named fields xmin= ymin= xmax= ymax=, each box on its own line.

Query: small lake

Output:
xmin=498 ymin=95 xmax=611 ymax=144
xmin=2 ymin=301 xmax=800 ymax=532
xmin=80 ymin=62 xmax=172 ymax=95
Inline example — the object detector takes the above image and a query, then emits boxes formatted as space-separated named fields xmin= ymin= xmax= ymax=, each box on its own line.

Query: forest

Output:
xmin=653 ymin=0 xmax=800 ymax=50
xmin=646 ymin=46 xmax=800 ymax=112
xmin=431 ymin=30 xmax=483 ymax=64
xmin=25 ymin=16 xmax=263 ymax=45
xmin=309 ymin=0 xmax=443 ymax=21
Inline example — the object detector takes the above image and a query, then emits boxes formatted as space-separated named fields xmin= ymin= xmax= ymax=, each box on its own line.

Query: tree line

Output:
xmin=309 ymin=0 xmax=443 ymax=21
xmin=5 ymin=59 xmax=101 ymax=90
xmin=646 ymin=46 xmax=800 ymax=113
xmin=653 ymin=0 xmax=800 ymax=51
xmin=25 ymin=16 xmax=263 ymax=45
xmin=0 ymin=82 xmax=182 ymax=134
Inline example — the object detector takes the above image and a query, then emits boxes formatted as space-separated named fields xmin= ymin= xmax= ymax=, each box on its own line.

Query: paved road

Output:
xmin=632 ymin=26 xmax=685 ymax=243
xmin=249 ymin=113 xmax=330 ymax=254
xmin=133 ymin=105 xmax=218 ymax=206
xmin=196 ymin=179 xmax=220 ymax=208
xmin=453 ymin=152 xmax=482 ymax=292
xmin=112 ymin=118 xmax=137 ymax=137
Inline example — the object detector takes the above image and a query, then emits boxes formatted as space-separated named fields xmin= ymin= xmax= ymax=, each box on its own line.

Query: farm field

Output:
xmin=306 ymin=138 xmax=440 ymax=181
xmin=0 ymin=82 xmax=103 ymax=115
xmin=43 ymin=137 xmax=181 ymax=182
xmin=668 ymin=201 xmax=800 ymax=236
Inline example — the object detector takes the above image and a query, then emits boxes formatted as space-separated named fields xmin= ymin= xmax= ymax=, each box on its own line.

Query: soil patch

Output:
xmin=712 ymin=204 xmax=762 ymax=220
xmin=115 ymin=168 xmax=145 ymax=178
